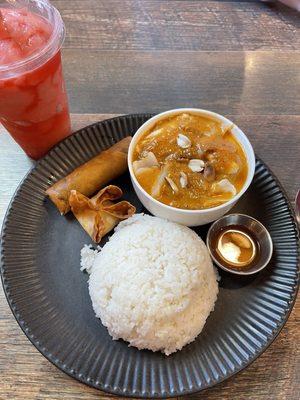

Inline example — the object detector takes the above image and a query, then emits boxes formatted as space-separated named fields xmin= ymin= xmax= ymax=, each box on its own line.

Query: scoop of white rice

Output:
xmin=87 ymin=214 xmax=219 ymax=355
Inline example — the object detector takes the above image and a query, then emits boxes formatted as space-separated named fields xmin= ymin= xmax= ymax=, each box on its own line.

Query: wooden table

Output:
xmin=0 ymin=1 xmax=299 ymax=399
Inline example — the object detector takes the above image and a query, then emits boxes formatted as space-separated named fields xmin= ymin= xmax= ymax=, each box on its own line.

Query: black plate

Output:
xmin=1 ymin=114 xmax=299 ymax=398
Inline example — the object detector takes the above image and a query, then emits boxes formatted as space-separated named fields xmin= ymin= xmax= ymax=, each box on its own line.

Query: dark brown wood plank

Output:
xmin=62 ymin=50 xmax=300 ymax=115
xmin=51 ymin=0 xmax=299 ymax=51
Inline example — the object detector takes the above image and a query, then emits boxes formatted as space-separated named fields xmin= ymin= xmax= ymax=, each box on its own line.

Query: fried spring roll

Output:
xmin=46 ymin=137 xmax=132 ymax=214
xmin=69 ymin=185 xmax=136 ymax=243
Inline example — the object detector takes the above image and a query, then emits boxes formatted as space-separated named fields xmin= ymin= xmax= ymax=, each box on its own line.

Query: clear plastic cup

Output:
xmin=0 ymin=0 xmax=71 ymax=159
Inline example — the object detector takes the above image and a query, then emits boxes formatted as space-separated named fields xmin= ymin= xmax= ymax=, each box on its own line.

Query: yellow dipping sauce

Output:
xmin=132 ymin=113 xmax=248 ymax=210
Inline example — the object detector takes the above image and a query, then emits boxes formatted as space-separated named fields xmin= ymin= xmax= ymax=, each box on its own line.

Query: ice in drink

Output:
xmin=0 ymin=1 xmax=71 ymax=159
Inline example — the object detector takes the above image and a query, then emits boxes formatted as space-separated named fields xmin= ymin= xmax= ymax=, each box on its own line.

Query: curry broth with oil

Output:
xmin=132 ymin=113 xmax=248 ymax=210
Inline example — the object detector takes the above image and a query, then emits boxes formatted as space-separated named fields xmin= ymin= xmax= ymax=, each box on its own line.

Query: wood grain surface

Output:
xmin=49 ymin=0 xmax=300 ymax=115
xmin=0 ymin=0 xmax=299 ymax=399
xmin=62 ymin=50 xmax=300 ymax=114
xmin=53 ymin=0 xmax=299 ymax=51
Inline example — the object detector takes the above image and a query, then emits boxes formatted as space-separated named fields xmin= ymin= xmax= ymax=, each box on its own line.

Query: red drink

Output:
xmin=0 ymin=1 xmax=71 ymax=159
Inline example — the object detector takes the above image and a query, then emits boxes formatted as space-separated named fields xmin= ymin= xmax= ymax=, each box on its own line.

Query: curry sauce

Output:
xmin=132 ymin=113 xmax=248 ymax=210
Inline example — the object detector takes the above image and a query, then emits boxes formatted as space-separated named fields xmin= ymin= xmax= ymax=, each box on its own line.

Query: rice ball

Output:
xmin=88 ymin=214 xmax=219 ymax=355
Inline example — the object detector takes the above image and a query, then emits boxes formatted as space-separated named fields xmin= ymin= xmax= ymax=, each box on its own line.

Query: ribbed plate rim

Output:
xmin=0 ymin=113 xmax=299 ymax=398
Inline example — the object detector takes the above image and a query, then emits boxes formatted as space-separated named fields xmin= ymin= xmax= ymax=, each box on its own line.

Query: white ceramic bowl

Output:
xmin=128 ymin=108 xmax=256 ymax=226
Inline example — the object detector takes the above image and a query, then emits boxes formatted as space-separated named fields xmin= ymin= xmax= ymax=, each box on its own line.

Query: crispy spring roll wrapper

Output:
xmin=69 ymin=185 xmax=136 ymax=243
xmin=46 ymin=137 xmax=132 ymax=214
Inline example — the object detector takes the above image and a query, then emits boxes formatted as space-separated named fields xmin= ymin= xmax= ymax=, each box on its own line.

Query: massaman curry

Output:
xmin=132 ymin=113 xmax=248 ymax=210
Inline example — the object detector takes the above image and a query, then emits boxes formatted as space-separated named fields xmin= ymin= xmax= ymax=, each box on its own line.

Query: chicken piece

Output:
xmin=213 ymin=179 xmax=237 ymax=196
xmin=133 ymin=152 xmax=159 ymax=175
xmin=151 ymin=164 xmax=168 ymax=197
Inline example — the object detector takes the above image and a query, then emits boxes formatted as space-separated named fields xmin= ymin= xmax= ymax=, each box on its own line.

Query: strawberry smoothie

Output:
xmin=0 ymin=1 xmax=70 ymax=159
